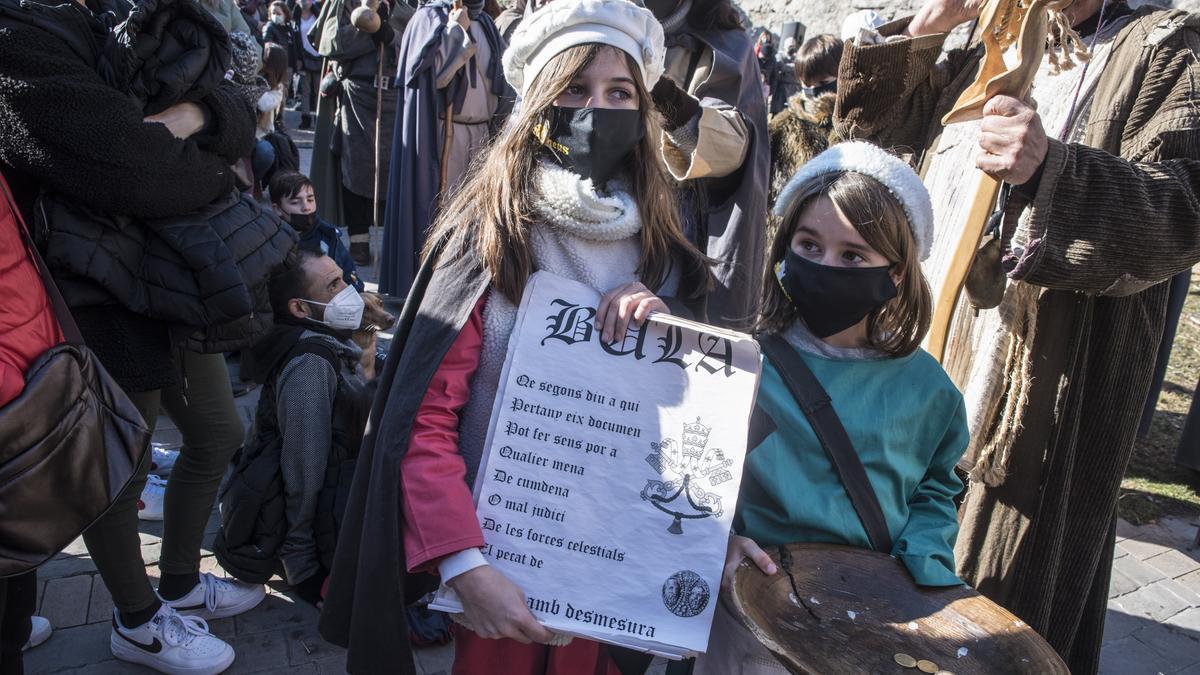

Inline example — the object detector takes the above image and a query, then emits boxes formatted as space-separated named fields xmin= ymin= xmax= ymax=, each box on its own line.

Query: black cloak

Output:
xmin=319 ymin=240 xmax=489 ymax=673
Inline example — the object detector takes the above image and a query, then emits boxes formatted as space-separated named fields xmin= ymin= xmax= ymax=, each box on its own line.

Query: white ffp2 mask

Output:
xmin=304 ymin=285 xmax=364 ymax=330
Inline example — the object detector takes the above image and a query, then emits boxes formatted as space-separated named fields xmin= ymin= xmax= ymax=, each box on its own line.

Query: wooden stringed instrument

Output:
xmin=731 ymin=543 xmax=1069 ymax=674
xmin=926 ymin=0 xmax=1075 ymax=363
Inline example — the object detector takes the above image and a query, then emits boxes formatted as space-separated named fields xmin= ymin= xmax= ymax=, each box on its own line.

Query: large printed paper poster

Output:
xmin=431 ymin=271 xmax=762 ymax=658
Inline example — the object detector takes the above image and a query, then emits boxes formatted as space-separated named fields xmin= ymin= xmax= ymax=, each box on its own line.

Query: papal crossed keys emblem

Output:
xmin=640 ymin=418 xmax=734 ymax=535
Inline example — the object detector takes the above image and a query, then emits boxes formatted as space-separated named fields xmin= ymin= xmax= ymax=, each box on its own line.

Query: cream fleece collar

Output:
xmin=532 ymin=161 xmax=642 ymax=243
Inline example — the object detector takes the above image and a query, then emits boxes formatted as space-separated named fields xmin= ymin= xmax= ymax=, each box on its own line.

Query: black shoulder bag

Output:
xmin=0 ymin=174 xmax=152 ymax=577
xmin=757 ymin=333 xmax=894 ymax=553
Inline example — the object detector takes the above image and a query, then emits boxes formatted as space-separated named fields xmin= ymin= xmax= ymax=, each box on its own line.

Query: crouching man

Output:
xmin=215 ymin=249 xmax=376 ymax=606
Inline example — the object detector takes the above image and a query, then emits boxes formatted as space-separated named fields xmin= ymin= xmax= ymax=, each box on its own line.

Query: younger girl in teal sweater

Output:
xmin=696 ymin=142 xmax=969 ymax=674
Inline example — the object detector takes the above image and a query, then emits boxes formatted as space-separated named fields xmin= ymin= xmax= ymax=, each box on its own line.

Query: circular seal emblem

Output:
xmin=661 ymin=570 xmax=710 ymax=618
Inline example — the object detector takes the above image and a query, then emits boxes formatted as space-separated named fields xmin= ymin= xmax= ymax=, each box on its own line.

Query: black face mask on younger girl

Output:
xmin=802 ymin=80 xmax=837 ymax=98
xmin=775 ymin=248 xmax=898 ymax=339
xmin=539 ymin=106 xmax=645 ymax=186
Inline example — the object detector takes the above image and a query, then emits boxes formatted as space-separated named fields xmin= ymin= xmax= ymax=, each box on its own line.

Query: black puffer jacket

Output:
xmin=40 ymin=190 xmax=295 ymax=329
xmin=116 ymin=0 xmax=232 ymax=115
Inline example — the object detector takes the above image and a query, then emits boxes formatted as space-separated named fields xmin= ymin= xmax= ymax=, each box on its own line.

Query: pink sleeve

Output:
xmin=401 ymin=297 xmax=489 ymax=573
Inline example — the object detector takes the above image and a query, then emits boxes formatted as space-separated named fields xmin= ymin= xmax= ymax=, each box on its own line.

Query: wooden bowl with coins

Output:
xmin=730 ymin=543 xmax=1068 ymax=674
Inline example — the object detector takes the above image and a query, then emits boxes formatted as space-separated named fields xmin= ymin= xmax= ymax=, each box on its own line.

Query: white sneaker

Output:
xmin=22 ymin=615 xmax=51 ymax=651
xmin=150 ymin=444 xmax=180 ymax=477
xmin=110 ymin=605 xmax=234 ymax=675
xmin=160 ymin=572 xmax=265 ymax=620
xmin=138 ymin=475 xmax=167 ymax=521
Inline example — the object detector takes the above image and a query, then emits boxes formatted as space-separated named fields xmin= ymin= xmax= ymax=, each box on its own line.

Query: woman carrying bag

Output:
xmin=0 ymin=171 xmax=151 ymax=675
xmin=0 ymin=0 xmax=296 ymax=670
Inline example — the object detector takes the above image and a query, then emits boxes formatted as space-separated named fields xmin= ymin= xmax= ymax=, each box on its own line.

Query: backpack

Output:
xmin=213 ymin=337 xmax=360 ymax=583
xmin=263 ymin=130 xmax=300 ymax=177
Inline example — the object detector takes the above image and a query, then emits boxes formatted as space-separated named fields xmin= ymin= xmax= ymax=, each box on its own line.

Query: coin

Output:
xmin=936 ymin=671 xmax=955 ymax=675
xmin=894 ymin=653 xmax=917 ymax=668
xmin=917 ymin=660 xmax=938 ymax=673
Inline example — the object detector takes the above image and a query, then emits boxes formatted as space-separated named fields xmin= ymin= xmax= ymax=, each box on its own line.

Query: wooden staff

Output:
xmin=374 ymin=43 xmax=384 ymax=229
xmin=439 ymin=102 xmax=454 ymax=194
xmin=927 ymin=0 xmax=1074 ymax=363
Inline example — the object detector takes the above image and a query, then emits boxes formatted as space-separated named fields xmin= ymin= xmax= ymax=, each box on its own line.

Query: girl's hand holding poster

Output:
xmin=431 ymin=271 xmax=762 ymax=658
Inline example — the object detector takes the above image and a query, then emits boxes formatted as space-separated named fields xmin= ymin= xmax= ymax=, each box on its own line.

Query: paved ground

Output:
xmin=22 ymin=109 xmax=1200 ymax=674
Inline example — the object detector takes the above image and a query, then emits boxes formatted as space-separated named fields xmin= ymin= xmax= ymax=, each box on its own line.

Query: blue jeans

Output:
xmin=252 ymin=138 xmax=276 ymax=185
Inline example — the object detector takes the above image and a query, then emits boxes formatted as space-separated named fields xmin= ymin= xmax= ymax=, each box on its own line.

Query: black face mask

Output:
xmin=802 ymin=80 xmax=837 ymax=98
xmin=775 ymin=248 xmax=897 ymax=339
xmin=539 ymin=106 xmax=644 ymax=186
xmin=464 ymin=0 xmax=484 ymax=19
xmin=286 ymin=211 xmax=317 ymax=232
xmin=643 ymin=0 xmax=680 ymax=20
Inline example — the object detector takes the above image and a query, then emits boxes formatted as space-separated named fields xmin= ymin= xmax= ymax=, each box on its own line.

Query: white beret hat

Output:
xmin=775 ymin=141 xmax=935 ymax=261
xmin=503 ymin=0 xmax=665 ymax=97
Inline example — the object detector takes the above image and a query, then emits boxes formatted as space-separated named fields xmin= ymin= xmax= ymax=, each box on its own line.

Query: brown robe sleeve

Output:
xmin=1007 ymin=27 xmax=1200 ymax=297
xmin=833 ymin=19 xmax=977 ymax=156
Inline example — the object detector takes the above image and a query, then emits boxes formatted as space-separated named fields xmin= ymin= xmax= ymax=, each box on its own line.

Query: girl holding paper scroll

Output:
xmin=695 ymin=143 xmax=970 ymax=673
xmin=317 ymin=1 xmax=711 ymax=672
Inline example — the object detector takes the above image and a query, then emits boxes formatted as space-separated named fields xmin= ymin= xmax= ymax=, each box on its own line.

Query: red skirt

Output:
xmin=451 ymin=625 xmax=623 ymax=675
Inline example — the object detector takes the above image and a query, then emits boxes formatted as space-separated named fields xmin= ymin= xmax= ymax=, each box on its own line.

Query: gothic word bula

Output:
xmin=541 ymin=300 xmax=735 ymax=377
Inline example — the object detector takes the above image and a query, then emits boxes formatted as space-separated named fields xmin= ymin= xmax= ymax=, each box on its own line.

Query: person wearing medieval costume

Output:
xmin=310 ymin=0 xmax=410 ymax=266
xmin=835 ymin=0 xmax=1200 ymax=672
xmin=376 ymin=0 xmax=510 ymax=297
xmin=642 ymin=0 xmax=769 ymax=328
xmin=318 ymin=1 xmax=711 ymax=672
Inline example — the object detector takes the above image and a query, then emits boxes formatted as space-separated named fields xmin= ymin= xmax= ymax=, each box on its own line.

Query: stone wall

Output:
xmin=737 ymin=0 xmax=1199 ymax=41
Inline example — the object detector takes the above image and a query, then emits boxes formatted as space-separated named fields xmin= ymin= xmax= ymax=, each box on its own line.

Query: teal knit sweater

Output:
xmin=735 ymin=344 xmax=969 ymax=586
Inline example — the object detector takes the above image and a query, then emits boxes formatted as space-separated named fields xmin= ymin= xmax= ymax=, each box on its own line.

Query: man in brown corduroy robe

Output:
xmin=834 ymin=1 xmax=1200 ymax=672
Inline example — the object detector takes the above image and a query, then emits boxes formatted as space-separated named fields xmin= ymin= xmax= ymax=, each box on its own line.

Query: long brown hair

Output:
xmin=423 ymin=44 xmax=710 ymax=305
xmin=756 ymin=172 xmax=932 ymax=357
xmin=262 ymin=42 xmax=289 ymax=90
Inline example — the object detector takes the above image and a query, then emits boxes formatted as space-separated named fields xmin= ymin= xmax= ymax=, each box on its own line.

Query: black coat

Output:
xmin=116 ymin=0 xmax=233 ymax=115
xmin=0 ymin=0 xmax=264 ymax=389
xmin=261 ymin=19 xmax=293 ymax=62
xmin=42 ymin=190 xmax=295 ymax=329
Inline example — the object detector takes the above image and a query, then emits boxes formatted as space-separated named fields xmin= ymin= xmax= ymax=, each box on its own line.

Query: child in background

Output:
xmin=795 ymin=34 xmax=842 ymax=101
xmin=262 ymin=1 xmax=295 ymax=62
xmin=696 ymin=142 xmax=969 ymax=674
xmin=270 ymin=171 xmax=363 ymax=292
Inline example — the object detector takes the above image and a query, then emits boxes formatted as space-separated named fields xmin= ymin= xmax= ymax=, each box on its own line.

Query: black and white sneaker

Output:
xmin=160 ymin=572 xmax=265 ymax=621
xmin=110 ymin=606 xmax=234 ymax=674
